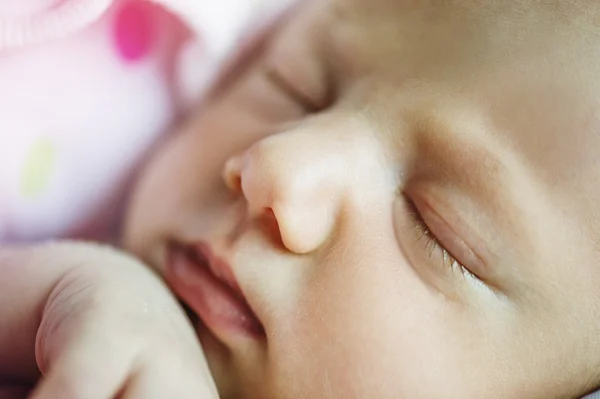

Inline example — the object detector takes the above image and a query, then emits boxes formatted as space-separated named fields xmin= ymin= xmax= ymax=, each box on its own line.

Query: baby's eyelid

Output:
xmin=412 ymin=196 xmax=486 ymax=277
xmin=264 ymin=64 xmax=322 ymax=113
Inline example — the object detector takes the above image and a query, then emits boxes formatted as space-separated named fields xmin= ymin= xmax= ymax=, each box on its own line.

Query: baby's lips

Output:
xmin=0 ymin=0 xmax=112 ymax=48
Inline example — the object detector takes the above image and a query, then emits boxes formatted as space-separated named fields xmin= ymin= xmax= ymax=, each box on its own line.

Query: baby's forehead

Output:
xmin=314 ymin=0 xmax=600 ymax=173
xmin=322 ymin=0 xmax=600 ymax=73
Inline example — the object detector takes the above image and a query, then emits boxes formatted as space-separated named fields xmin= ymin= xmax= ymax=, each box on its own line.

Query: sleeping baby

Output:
xmin=3 ymin=0 xmax=600 ymax=398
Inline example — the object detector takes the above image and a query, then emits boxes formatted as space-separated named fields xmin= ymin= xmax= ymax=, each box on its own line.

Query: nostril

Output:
xmin=229 ymin=175 xmax=242 ymax=193
xmin=221 ymin=138 xmax=340 ymax=255
xmin=260 ymin=208 xmax=285 ymax=249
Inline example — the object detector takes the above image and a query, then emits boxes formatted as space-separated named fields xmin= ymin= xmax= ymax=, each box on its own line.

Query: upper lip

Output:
xmin=181 ymin=240 xmax=265 ymax=333
xmin=192 ymin=242 xmax=245 ymax=300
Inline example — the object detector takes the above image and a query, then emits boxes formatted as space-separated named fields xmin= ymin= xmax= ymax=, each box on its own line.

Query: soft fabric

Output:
xmin=0 ymin=0 xmax=291 ymax=242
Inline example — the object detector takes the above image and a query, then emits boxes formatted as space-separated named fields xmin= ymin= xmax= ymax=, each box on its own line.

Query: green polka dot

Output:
xmin=20 ymin=137 xmax=57 ymax=199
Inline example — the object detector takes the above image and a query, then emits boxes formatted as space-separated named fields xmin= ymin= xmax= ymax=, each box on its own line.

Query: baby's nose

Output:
xmin=222 ymin=130 xmax=347 ymax=254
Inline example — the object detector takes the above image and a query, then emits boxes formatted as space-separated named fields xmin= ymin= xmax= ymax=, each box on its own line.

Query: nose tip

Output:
xmin=222 ymin=137 xmax=339 ymax=254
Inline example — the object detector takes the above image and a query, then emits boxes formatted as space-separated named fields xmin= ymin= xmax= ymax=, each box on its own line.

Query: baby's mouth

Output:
xmin=165 ymin=243 xmax=265 ymax=341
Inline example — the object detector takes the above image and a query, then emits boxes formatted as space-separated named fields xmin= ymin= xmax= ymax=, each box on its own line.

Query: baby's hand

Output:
xmin=0 ymin=242 xmax=218 ymax=399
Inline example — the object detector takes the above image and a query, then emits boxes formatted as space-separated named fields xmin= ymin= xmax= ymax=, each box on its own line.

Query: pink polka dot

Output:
xmin=113 ymin=1 xmax=156 ymax=62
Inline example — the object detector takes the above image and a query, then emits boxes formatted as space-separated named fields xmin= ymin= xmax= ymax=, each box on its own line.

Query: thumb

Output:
xmin=29 ymin=317 xmax=138 ymax=399
xmin=29 ymin=267 xmax=142 ymax=399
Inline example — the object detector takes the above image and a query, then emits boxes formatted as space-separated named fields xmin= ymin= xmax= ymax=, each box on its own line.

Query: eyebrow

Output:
xmin=415 ymin=117 xmax=510 ymax=202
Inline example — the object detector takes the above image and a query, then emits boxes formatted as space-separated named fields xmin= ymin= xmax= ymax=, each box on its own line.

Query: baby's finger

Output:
xmin=28 ymin=329 xmax=136 ymax=399
xmin=120 ymin=354 xmax=219 ymax=399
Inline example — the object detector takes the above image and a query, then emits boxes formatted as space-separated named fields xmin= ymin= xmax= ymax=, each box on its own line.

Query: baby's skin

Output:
xmin=123 ymin=0 xmax=600 ymax=398
xmin=3 ymin=0 xmax=600 ymax=398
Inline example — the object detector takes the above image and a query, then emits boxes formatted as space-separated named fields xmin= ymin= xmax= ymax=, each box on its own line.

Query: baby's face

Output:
xmin=123 ymin=1 xmax=600 ymax=397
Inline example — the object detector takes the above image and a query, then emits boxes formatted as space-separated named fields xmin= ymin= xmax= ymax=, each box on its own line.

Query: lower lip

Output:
xmin=166 ymin=246 xmax=264 ymax=340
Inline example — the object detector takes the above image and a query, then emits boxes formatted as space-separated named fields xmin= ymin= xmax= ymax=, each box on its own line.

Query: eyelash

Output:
xmin=264 ymin=65 xmax=322 ymax=113
xmin=407 ymin=201 xmax=479 ymax=281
